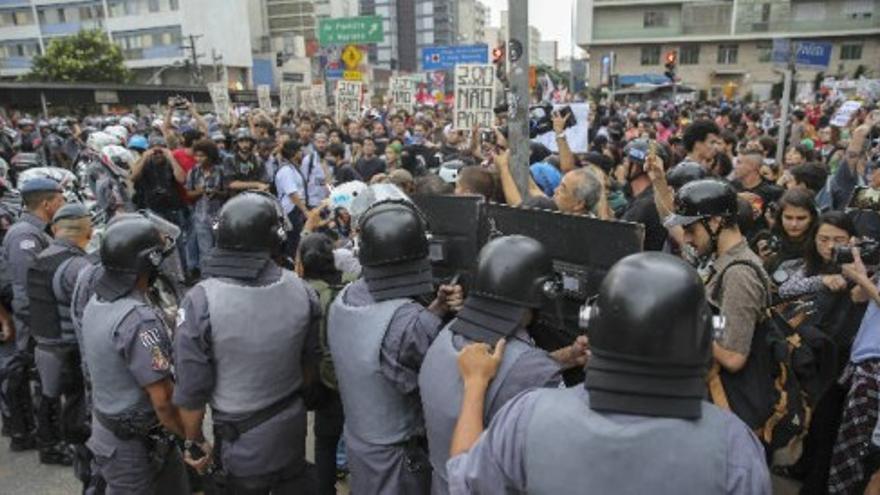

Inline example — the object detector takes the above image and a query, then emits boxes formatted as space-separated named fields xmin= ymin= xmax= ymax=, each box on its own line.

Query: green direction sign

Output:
xmin=319 ymin=15 xmax=384 ymax=45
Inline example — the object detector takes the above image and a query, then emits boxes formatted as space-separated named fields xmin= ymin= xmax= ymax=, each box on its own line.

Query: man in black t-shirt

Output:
xmin=131 ymin=146 xmax=186 ymax=224
xmin=732 ymin=151 xmax=783 ymax=207
xmin=354 ymin=137 xmax=386 ymax=182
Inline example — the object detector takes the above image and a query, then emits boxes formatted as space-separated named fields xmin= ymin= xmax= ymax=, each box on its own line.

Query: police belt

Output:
xmin=93 ymin=409 xmax=161 ymax=442
xmin=213 ymin=391 xmax=299 ymax=443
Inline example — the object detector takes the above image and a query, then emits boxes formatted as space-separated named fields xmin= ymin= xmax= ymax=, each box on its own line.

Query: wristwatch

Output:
xmin=556 ymin=133 xmax=567 ymax=140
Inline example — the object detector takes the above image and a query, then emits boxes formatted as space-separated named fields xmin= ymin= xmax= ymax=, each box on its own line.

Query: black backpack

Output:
xmin=708 ymin=260 xmax=837 ymax=465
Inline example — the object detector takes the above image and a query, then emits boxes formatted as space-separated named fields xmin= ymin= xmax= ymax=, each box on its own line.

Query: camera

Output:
xmin=832 ymin=238 xmax=880 ymax=266
xmin=169 ymin=95 xmax=189 ymax=110
xmin=528 ymin=104 xmax=576 ymax=139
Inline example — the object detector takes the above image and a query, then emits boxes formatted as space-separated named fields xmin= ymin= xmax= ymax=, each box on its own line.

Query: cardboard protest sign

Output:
xmin=831 ymin=100 xmax=862 ymax=127
xmin=257 ymin=85 xmax=272 ymax=112
xmin=389 ymin=77 xmax=416 ymax=113
xmin=279 ymin=82 xmax=298 ymax=115
xmin=335 ymin=80 xmax=363 ymax=122
xmin=207 ymin=82 xmax=231 ymax=124
xmin=453 ymin=64 xmax=495 ymax=130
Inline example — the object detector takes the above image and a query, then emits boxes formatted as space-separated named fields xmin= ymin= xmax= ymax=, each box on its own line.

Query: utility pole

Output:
xmin=212 ymin=48 xmax=224 ymax=83
xmin=507 ymin=0 xmax=530 ymax=199
xmin=181 ymin=34 xmax=205 ymax=85
xmin=776 ymin=40 xmax=796 ymax=166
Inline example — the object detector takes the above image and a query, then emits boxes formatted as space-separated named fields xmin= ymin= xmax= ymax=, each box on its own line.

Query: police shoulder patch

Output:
xmin=19 ymin=238 xmax=36 ymax=251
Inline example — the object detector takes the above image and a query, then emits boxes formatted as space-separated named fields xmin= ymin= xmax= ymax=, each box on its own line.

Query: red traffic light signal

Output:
xmin=664 ymin=51 xmax=677 ymax=67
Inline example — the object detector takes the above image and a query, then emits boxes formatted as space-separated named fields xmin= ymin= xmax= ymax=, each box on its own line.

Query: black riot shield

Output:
xmin=411 ymin=194 xmax=488 ymax=289
xmin=485 ymin=203 xmax=645 ymax=353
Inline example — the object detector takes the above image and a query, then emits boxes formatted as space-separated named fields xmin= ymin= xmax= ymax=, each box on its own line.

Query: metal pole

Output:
xmin=40 ymin=91 xmax=48 ymax=118
xmin=775 ymin=41 xmax=795 ymax=166
xmin=508 ymin=0 xmax=530 ymax=198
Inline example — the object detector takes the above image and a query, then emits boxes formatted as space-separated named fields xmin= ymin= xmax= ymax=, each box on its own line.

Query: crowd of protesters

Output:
xmin=0 ymin=86 xmax=878 ymax=494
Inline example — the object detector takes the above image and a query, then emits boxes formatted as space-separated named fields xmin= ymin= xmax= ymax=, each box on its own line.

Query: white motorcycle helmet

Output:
xmin=100 ymin=145 xmax=135 ymax=179
xmin=438 ymin=160 xmax=466 ymax=184
xmin=329 ymin=180 xmax=368 ymax=213
xmin=104 ymin=125 xmax=130 ymax=144
xmin=86 ymin=131 xmax=120 ymax=152
xmin=119 ymin=116 xmax=138 ymax=131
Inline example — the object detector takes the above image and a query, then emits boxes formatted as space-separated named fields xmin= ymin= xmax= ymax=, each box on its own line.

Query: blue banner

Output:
xmin=772 ymin=39 xmax=832 ymax=70
xmin=421 ymin=44 xmax=489 ymax=71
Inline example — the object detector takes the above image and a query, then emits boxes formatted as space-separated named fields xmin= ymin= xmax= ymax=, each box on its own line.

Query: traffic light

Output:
xmin=276 ymin=51 xmax=284 ymax=67
xmin=664 ymin=50 xmax=677 ymax=81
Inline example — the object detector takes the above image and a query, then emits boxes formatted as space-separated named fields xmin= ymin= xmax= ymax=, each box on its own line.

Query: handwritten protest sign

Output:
xmin=389 ymin=77 xmax=416 ymax=113
xmin=207 ymin=82 xmax=231 ymax=124
xmin=279 ymin=82 xmax=298 ymax=115
xmin=831 ymin=100 xmax=861 ymax=127
xmin=453 ymin=64 xmax=495 ymax=130
xmin=335 ymin=80 xmax=363 ymax=122
xmin=257 ymin=85 xmax=272 ymax=112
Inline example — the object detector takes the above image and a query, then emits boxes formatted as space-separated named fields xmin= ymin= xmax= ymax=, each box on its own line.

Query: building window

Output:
xmin=840 ymin=43 xmax=863 ymax=60
xmin=843 ymin=0 xmax=873 ymax=19
xmin=717 ymin=44 xmax=738 ymax=64
xmin=57 ymin=8 xmax=66 ymax=23
xmin=680 ymin=45 xmax=699 ymax=65
xmin=760 ymin=3 xmax=771 ymax=22
xmin=148 ymin=0 xmax=160 ymax=13
xmin=641 ymin=46 xmax=660 ymax=65
xmin=169 ymin=0 xmax=179 ymax=11
xmin=643 ymin=11 xmax=669 ymax=28
xmin=756 ymin=41 xmax=772 ymax=62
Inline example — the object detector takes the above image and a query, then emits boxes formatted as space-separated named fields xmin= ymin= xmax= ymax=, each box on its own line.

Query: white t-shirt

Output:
xmin=275 ymin=162 xmax=305 ymax=215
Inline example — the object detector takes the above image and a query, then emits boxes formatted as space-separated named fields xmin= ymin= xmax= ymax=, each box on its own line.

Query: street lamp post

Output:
xmin=148 ymin=60 xmax=184 ymax=86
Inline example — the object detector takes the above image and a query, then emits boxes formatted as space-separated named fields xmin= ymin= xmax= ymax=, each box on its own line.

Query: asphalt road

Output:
xmin=0 ymin=443 xmax=80 ymax=495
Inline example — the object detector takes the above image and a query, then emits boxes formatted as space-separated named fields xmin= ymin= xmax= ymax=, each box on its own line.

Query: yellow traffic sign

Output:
xmin=342 ymin=45 xmax=363 ymax=70
xmin=343 ymin=71 xmax=363 ymax=81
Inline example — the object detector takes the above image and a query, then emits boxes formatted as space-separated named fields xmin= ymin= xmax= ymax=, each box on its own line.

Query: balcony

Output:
xmin=123 ymin=44 xmax=181 ymax=60
xmin=0 ymin=56 xmax=31 ymax=69
xmin=40 ymin=20 xmax=104 ymax=36
xmin=735 ymin=16 xmax=880 ymax=35
xmin=594 ymin=23 xmax=729 ymax=39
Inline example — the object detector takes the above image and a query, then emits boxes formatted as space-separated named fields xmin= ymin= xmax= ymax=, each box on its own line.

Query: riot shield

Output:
xmin=485 ymin=203 xmax=645 ymax=353
xmin=411 ymin=194 xmax=488 ymax=288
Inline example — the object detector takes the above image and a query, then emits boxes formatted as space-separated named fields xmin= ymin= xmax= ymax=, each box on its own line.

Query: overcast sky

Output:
xmin=480 ymin=0 xmax=579 ymax=56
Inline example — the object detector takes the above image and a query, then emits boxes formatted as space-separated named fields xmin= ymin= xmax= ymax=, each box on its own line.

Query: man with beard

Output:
xmin=224 ymin=129 xmax=269 ymax=194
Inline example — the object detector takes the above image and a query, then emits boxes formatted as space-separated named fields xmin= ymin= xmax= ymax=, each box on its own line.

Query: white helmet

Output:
xmin=104 ymin=125 xmax=129 ymax=144
xmin=438 ymin=160 xmax=466 ymax=184
xmin=329 ymin=180 xmax=368 ymax=212
xmin=119 ymin=116 xmax=138 ymax=130
xmin=100 ymin=145 xmax=135 ymax=178
xmin=151 ymin=119 xmax=164 ymax=130
xmin=86 ymin=131 xmax=120 ymax=152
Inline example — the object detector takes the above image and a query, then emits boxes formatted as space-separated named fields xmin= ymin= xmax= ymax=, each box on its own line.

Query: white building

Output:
xmin=0 ymin=0 xmax=254 ymax=87
xmin=457 ymin=0 xmax=489 ymax=44
xmin=538 ymin=40 xmax=557 ymax=69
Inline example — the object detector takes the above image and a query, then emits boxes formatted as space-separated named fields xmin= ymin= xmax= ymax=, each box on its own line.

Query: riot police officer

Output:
xmin=327 ymin=200 xmax=463 ymax=494
xmin=447 ymin=252 xmax=771 ymax=494
xmin=81 ymin=216 xmax=189 ymax=494
xmin=418 ymin=235 xmax=588 ymax=495
xmin=27 ymin=203 xmax=92 ymax=466
xmin=173 ymin=192 xmax=320 ymax=494
xmin=1 ymin=177 xmax=64 ymax=453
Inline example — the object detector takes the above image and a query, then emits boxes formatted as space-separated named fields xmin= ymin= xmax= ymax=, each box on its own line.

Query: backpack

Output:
xmin=707 ymin=260 xmax=837 ymax=466
xmin=310 ymin=278 xmax=347 ymax=391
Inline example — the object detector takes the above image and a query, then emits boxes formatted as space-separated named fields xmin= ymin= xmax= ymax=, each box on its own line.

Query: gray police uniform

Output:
xmin=328 ymin=279 xmax=443 ymax=495
xmin=30 ymin=238 xmax=90 ymax=396
xmin=418 ymin=326 xmax=562 ymax=495
xmin=81 ymin=292 xmax=188 ymax=495
xmin=446 ymin=386 xmax=772 ymax=495
xmin=3 ymin=211 xmax=52 ymax=350
xmin=173 ymin=263 xmax=320 ymax=490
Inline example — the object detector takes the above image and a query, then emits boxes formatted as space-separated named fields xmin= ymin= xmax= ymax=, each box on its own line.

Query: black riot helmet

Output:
xmin=96 ymin=217 xmax=169 ymax=301
xmin=358 ymin=201 xmax=433 ymax=301
xmin=664 ymin=179 xmax=738 ymax=229
xmin=666 ymin=162 xmax=708 ymax=190
xmin=215 ymin=192 xmax=285 ymax=253
xmin=451 ymin=235 xmax=554 ymax=345
xmin=582 ymin=252 xmax=712 ymax=419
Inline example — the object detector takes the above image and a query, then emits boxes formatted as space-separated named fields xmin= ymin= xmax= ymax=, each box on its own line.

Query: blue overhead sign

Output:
xmin=421 ymin=44 xmax=489 ymax=71
xmin=772 ymin=39 xmax=832 ymax=70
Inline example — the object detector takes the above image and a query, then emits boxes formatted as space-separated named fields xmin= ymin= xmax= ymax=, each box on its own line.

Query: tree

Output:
xmin=24 ymin=29 xmax=130 ymax=83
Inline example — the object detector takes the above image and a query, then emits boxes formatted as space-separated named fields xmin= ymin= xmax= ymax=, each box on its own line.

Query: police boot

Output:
xmin=39 ymin=442 xmax=73 ymax=466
